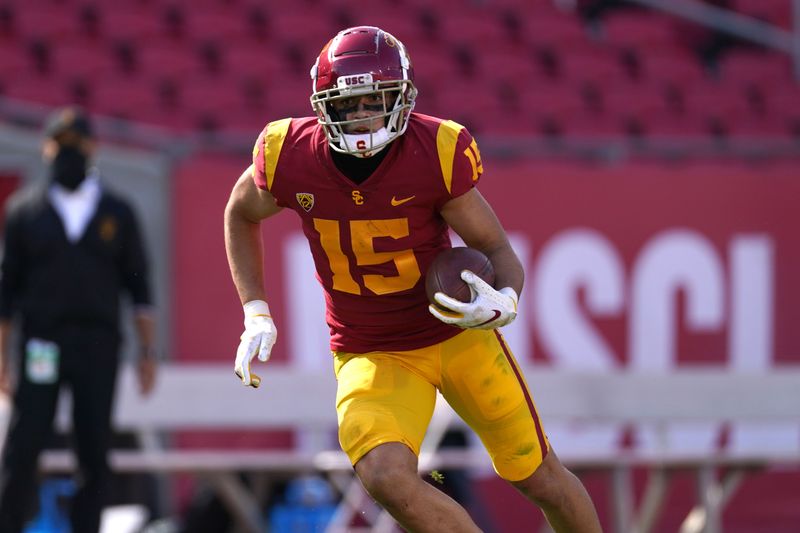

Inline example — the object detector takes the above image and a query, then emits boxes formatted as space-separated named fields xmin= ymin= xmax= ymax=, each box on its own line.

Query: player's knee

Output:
xmin=510 ymin=451 xmax=571 ymax=507
xmin=355 ymin=443 xmax=418 ymax=503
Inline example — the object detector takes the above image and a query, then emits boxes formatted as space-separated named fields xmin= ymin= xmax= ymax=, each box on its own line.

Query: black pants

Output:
xmin=0 ymin=330 xmax=119 ymax=533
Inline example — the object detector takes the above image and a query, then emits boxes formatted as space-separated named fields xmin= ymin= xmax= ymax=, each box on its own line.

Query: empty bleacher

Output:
xmin=0 ymin=0 xmax=796 ymax=142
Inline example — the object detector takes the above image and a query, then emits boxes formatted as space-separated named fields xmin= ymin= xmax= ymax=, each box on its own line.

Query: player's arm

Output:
xmin=224 ymin=164 xmax=282 ymax=305
xmin=224 ymin=164 xmax=282 ymax=387
xmin=440 ymin=188 xmax=523 ymax=295
xmin=434 ymin=188 xmax=522 ymax=329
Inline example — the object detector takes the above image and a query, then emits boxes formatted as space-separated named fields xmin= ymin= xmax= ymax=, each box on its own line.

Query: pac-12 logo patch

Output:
xmin=296 ymin=193 xmax=315 ymax=212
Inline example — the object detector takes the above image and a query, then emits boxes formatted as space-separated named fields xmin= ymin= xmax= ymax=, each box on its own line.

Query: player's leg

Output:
xmin=0 ymin=338 xmax=61 ymax=532
xmin=65 ymin=335 xmax=119 ymax=533
xmin=510 ymin=450 xmax=601 ymax=533
xmin=440 ymin=329 xmax=601 ymax=533
xmin=335 ymin=349 xmax=481 ymax=532
xmin=354 ymin=442 xmax=481 ymax=532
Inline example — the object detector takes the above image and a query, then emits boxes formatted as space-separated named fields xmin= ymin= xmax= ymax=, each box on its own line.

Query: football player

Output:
xmin=225 ymin=26 xmax=601 ymax=532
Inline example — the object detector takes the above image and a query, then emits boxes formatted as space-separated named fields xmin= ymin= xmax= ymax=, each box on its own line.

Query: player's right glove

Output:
xmin=429 ymin=271 xmax=518 ymax=330
xmin=234 ymin=300 xmax=277 ymax=388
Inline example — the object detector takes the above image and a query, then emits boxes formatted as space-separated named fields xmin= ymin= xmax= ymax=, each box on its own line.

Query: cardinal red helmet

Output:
xmin=310 ymin=26 xmax=417 ymax=156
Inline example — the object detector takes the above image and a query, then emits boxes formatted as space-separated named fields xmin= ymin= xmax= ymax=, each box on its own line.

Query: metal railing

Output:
xmin=625 ymin=0 xmax=800 ymax=81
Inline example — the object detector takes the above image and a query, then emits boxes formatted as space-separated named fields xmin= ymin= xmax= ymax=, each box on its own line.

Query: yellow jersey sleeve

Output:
xmin=251 ymin=118 xmax=292 ymax=191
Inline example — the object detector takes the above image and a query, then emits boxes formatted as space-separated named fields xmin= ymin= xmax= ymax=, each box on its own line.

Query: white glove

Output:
xmin=234 ymin=300 xmax=277 ymax=388
xmin=429 ymin=270 xmax=518 ymax=330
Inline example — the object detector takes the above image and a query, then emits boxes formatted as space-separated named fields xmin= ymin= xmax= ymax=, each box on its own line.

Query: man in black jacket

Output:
xmin=0 ymin=107 xmax=157 ymax=533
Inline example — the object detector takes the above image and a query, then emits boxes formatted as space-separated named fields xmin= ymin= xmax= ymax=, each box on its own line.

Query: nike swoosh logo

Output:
xmin=391 ymin=195 xmax=416 ymax=206
xmin=476 ymin=310 xmax=502 ymax=328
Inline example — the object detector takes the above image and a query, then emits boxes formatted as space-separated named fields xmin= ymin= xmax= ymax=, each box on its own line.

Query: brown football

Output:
xmin=425 ymin=247 xmax=496 ymax=309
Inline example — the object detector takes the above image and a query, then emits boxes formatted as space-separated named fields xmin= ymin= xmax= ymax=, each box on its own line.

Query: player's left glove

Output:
xmin=234 ymin=300 xmax=277 ymax=388
xmin=428 ymin=270 xmax=518 ymax=330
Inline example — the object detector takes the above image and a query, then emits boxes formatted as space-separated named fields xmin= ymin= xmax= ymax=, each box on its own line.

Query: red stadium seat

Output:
xmin=724 ymin=113 xmax=794 ymax=138
xmin=259 ymin=80 xmax=315 ymax=119
xmin=136 ymin=40 xmax=205 ymax=78
xmin=90 ymin=75 xmax=162 ymax=118
xmin=602 ymin=11 xmax=680 ymax=50
xmin=179 ymin=78 xmax=244 ymax=116
xmin=3 ymin=74 xmax=74 ymax=107
xmin=603 ymin=80 xmax=671 ymax=118
xmin=765 ymin=84 xmax=800 ymax=125
xmin=472 ymin=45 xmax=539 ymax=88
xmin=406 ymin=43 xmax=462 ymax=81
xmin=640 ymin=109 xmax=717 ymax=138
xmin=478 ymin=108 xmax=540 ymax=137
xmin=266 ymin=11 xmax=338 ymax=47
xmin=0 ymin=41 xmax=29 ymax=76
xmin=638 ymin=47 xmax=708 ymax=85
xmin=100 ymin=8 xmax=164 ymax=41
xmin=216 ymin=43 xmax=295 ymax=80
xmin=718 ymin=50 xmax=793 ymax=88
xmin=558 ymin=110 xmax=627 ymax=138
xmin=732 ymin=0 xmax=792 ymax=28
xmin=182 ymin=9 xmax=245 ymax=41
xmin=518 ymin=12 xmax=588 ymax=48
xmin=682 ymin=80 xmax=753 ymax=120
xmin=434 ymin=12 xmax=507 ymax=46
xmin=526 ymin=81 xmax=588 ymax=124
xmin=330 ymin=3 xmax=425 ymax=43
xmin=51 ymin=41 xmax=117 ymax=77
xmin=14 ymin=6 xmax=76 ymax=41
xmin=558 ymin=44 xmax=628 ymax=84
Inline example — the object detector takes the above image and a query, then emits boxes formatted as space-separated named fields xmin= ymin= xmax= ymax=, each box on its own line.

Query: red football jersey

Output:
xmin=252 ymin=113 xmax=484 ymax=353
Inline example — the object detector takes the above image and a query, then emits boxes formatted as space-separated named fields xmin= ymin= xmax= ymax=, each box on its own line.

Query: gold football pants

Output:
xmin=334 ymin=328 xmax=549 ymax=481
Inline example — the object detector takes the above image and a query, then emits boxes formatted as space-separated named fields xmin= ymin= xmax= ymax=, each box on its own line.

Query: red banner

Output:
xmin=174 ymin=156 xmax=800 ymax=370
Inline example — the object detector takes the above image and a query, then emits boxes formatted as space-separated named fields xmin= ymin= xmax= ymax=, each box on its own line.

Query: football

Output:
xmin=425 ymin=247 xmax=495 ymax=309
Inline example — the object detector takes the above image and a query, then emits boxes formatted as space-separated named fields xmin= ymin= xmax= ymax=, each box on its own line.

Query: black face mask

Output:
xmin=50 ymin=145 xmax=88 ymax=190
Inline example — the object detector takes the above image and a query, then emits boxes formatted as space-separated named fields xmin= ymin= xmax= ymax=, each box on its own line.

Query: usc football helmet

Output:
xmin=310 ymin=26 xmax=417 ymax=157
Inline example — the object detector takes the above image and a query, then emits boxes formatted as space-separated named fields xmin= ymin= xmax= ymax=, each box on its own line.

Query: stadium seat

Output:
xmin=558 ymin=44 xmax=628 ymax=84
xmin=100 ymin=8 xmax=168 ymax=41
xmin=603 ymin=80 xmax=671 ymax=118
xmin=682 ymin=80 xmax=753 ymax=121
xmin=433 ymin=12 xmax=507 ymax=46
xmin=266 ymin=10 xmax=337 ymax=46
xmin=0 ymin=41 xmax=29 ymax=77
xmin=3 ymin=73 xmax=74 ymax=107
xmin=519 ymin=12 xmax=588 ymax=48
xmin=179 ymin=78 xmax=244 ymax=116
xmin=558 ymin=110 xmax=627 ymax=138
xmin=718 ymin=49 xmax=793 ymax=88
xmin=50 ymin=41 xmax=117 ymax=77
xmin=14 ymin=5 xmax=76 ymax=41
xmin=216 ymin=43 xmax=295 ymax=80
xmin=640 ymin=109 xmax=718 ymax=138
xmin=405 ymin=43 xmax=462 ymax=82
xmin=638 ymin=47 xmax=708 ymax=85
xmin=732 ymin=0 xmax=792 ymax=28
xmin=90 ymin=75 xmax=162 ymax=119
xmin=724 ymin=113 xmax=793 ymax=138
xmin=602 ymin=11 xmax=679 ymax=50
xmin=182 ymin=9 xmax=245 ymax=41
xmin=472 ymin=45 xmax=539 ymax=88
xmin=136 ymin=40 xmax=205 ymax=78
xmin=764 ymin=84 xmax=800 ymax=131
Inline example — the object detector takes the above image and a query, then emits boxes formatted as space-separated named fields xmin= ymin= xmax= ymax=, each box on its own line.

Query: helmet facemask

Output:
xmin=311 ymin=77 xmax=417 ymax=157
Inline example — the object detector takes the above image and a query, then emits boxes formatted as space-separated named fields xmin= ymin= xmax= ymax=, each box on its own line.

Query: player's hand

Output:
xmin=234 ymin=300 xmax=277 ymax=388
xmin=429 ymin=270 xmax=518 ymax=330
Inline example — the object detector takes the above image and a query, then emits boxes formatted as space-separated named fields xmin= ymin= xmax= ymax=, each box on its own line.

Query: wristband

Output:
xmin=243 ymin=300 xmax=271 ymax=318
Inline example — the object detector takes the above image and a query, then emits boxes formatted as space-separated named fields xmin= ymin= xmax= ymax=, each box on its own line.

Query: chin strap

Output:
xmin=338 ymin=128 xmax=391 ymax=157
